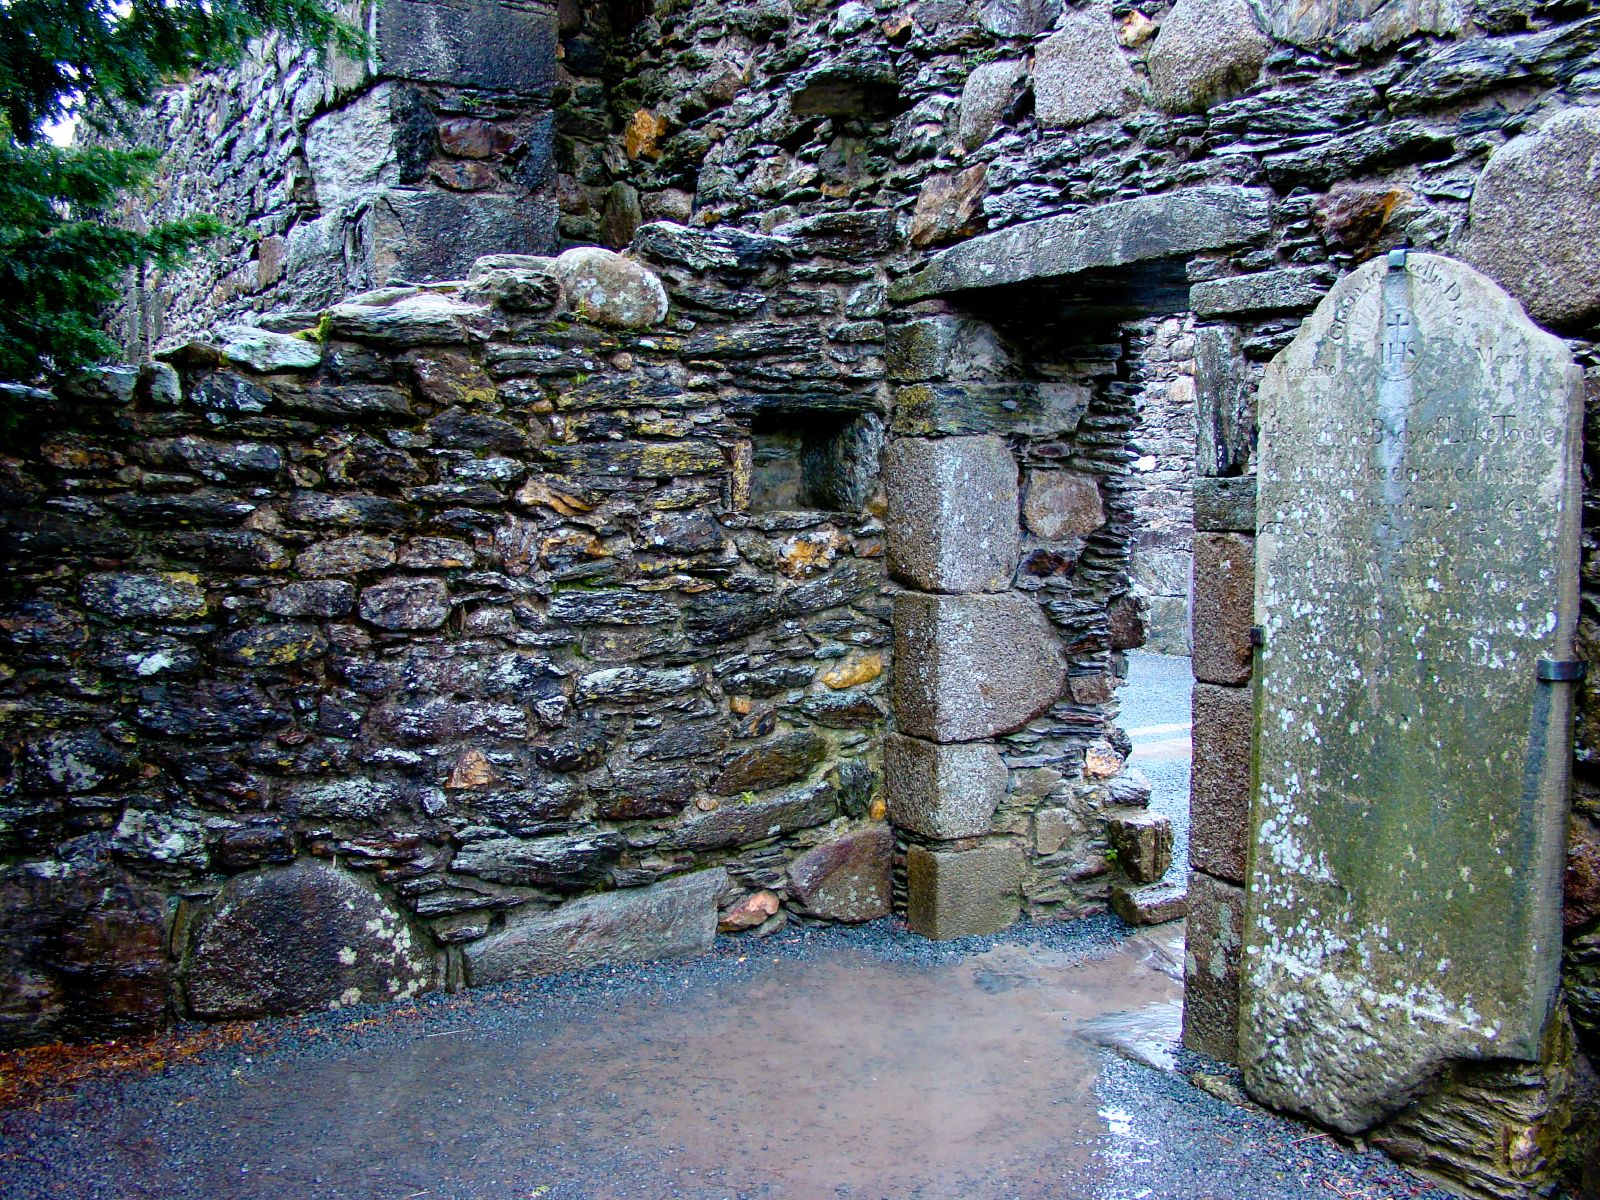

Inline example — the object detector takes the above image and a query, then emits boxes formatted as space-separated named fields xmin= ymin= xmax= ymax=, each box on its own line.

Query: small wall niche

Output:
xmin=748 ymin=410 xmax=881 ymax=513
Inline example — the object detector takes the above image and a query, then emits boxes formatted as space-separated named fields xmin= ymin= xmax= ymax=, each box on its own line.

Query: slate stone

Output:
xmin=1191 ymin=534 xmax=1254 ymax=686
xmin=135 ymin=682 xmax=289 ymax=739
xmin=1107 ymin=809 xmax=1173 ymax=884
xmin=712 ymin=730 xmax=827 ymax=795
xmin=958 ymin=59 xmax=1026 ymax=152
xmin=883 ymin=436 xmax=1018 ymax=594
xmin=1190 ymin=683 xmax=1252 ymax=884
xmin=1386 ymin=17 xmax=1600 ymax=114
xmin=663 ymin=780 xmax=838 ymax=851
xmin=885 ymin=733 xmax=1006 ymax=840
xmin=464 ymin=868 xmax=726 ymax=985
xmin=81 ymin=572 xmax=207 ymax=621
xmin=891 ymin=382 xmax=1090 ymax=438
xmin=1022 ymin=470 xmax=1105 ymax=542
xmin=451 ymin=831 xmax=622 ymax=891
xmin=296 ymin=536 xmax=398 ymax=577
xmin=1147 ymin=0 xmax=1270 ymax=114
xmin=1182 ymin=870 xmax=1244 ymax=1063
xmin=326 ymin=294 xmax=495 ymax=347
xmin=1461 ymin=107 xmax=1600 ymax=331
xmin=1267 ymin=0 xmax=1463 ymax=51
xmin=359 ymin=577 xmax=453 ymax=630
xmin=214 ymin=622 xmax=329 ymax=667
xmin=184 ymin=860 xmax=436 ymax=1020
xmin=549 ymin=590 xmax=677 ymax=625
xmin=1241 ymin=253 xmax=1584 ymax=1133
xmin=909 ymin=166 xmax=988 ymax=249
xmin=906 ymin=843 xmax=1023 ymax=940
xmin=1190 ymin=269 xmax=1329 ymax=318
xmin=787 ymin=826 xmax=894 ymax=922
xmin=1033 ymin=7 xmax=1141 ymax=131
xmin=373 ymin=191 xmax=558 ymax=287
xmin=1193 ymin=477 xmax=1257 ymax=533
xmin=892 ymin=592 xmax=1067 ymax=742
xmin=553 ymin=248 xmax=669 ymax=329
xmin=892 ymin=187 xmax=1271 ymax=302
xmin=218 ymin=326 xmax=323 ymax=373
xmin=373 ymin=0 xmax=558 ymax=94
xmin=576 ymin=665 xmax=700 ymax=703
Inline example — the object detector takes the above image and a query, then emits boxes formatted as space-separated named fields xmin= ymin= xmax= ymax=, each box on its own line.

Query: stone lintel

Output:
xmin=890 ymin=186 xmax=1272 ymax=302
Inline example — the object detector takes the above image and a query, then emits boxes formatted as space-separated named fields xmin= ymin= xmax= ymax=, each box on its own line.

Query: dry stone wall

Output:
xmin=98 ymin=0 xmax=562 ymax=356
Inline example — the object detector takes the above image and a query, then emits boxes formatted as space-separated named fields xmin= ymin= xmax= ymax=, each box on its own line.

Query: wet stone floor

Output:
xmin=0 ymin=917 xmax=1452 ymax=1200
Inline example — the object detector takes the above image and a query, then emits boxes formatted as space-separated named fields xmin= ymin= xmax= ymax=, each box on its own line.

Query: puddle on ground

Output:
xmin=66 ymin=926 xmax=1186 ymax=1200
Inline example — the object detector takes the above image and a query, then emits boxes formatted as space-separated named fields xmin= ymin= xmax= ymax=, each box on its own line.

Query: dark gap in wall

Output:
xmin=748 ymin=411 xmax=878 ymax=513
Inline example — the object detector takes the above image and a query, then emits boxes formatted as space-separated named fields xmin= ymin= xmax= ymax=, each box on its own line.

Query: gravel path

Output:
xmin=1 ymin=915 xmax=1450 ymax=1200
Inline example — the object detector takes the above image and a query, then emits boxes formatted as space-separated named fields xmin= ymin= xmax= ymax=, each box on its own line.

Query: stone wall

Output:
xmin=97 ymin=0 xmax=562 ymax=356
xmin=19 ymin=0 xmax=1600 ymax=1190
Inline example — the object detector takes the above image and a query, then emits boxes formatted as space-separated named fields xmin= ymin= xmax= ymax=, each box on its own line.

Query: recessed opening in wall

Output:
xmin=748 ymin=410 xmax=879 ymax=513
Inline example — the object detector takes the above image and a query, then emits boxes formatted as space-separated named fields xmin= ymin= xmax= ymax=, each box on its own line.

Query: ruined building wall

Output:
xmin=97 ymin=0 xmax=562 ymax=355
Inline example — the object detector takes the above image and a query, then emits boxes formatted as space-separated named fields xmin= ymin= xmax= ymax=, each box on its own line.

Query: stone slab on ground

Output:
xmin=184 ymin=859 xmax=437 ymax=1019
xmin=883 ymin=436 xmax=1019 ymax=593
xmin=1111 ymin=880 xmax=1187 ymax=926
xmin=465 ymin=868 xmax=727 ymax=984
xmin=1241 ymin=252 xmax=1584 ymax=1133
xmin=885 ymin=733 xmax=1007 ymax=840
xmin=892 ymin=591 xmax=1067 ymax=742
xmin=906 ymin=842 xmax=1024 ymax=939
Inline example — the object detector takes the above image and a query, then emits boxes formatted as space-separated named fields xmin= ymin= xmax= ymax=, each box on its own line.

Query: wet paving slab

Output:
xmin=0 ymin=917 xmax=1451 ymax=1200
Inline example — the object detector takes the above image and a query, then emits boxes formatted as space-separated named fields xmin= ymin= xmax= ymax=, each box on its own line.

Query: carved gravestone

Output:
xmin=1241 ymin=253 xmax=1584 ymax=1133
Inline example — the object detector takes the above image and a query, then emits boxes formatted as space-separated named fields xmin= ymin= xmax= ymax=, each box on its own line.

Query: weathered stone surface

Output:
xmin=892 ymin=592 xmax=1067 ymax=742
xmin=883 ymin=436 xmax=1018 ymax=594
xmin=1191 ymin=534 xmax=1254 ymax=686
xmin=906 ymin=843 xmax=1024 ymax=939
xmin=711 ymin=730 xmax=827 ymax=795
xmin=885 ymin=733 xmax=1006 ymax=840
xmin=662 ymin=780 xmax=838 ymax=851
xmin=787 ymin=826 xmax=893 ymax=922
xmin=218 ymin=326 xmax=323 ymax=373
xmin=1461 ymin=107 xmax=1600 ymax=331
xmin=1148 ymin=0 xmax=1270 ymax=114
xmin=1194 ymin=324 xmax=1253 ymax=479
xmin=1190 ymin=269 xmax=1329 ymax=318
xmin=359 ymin=577 xmax=452 ymax=630
xmin=326 ymin=293 xmax=494 ymax=347
xmin=1107 ymin=809 xmax=1173 ymax=884
xmin=464 ymin=868 xmax=727 ymax=984
xmin=1022 ymin=470 xmax=1105 ymax=542
xmin=1190 ymin=682 xmax=1252 ymax=884
xmin=185 ymin=860 xmax=436 ymax=1019
xmin=886 ymin=316 xmax=1017 ymax=383
xmin=1033 ymin=7 xmax=1141 ymax=130
xmin=1183 ymin=870 xmax=1244 ymax=1063
xmin=892 ymin=382 xmax=1089 ymax=438
xmin=909 ymin=166 xmax=987 ymax=249
xmin=373 ymin=0 xmax=559 ymax=94
xmin=1267 ymin=0 xmax=1464 ymax=52
xmin=958 ymin=59 xmax=1026 ymax=151
xmin=451 ymin=831 xmax=622 ymax=891
xmin=82 ymin=571 xmax=207 ymax=621
xmin=552 ymin=247 xmax=669 ymax=329
xmin=1193 ymin=476 xmax=1257 ymax=533
xmin=375 ymin=190 xmax=557 ymax=286
xmin=1242 ymin=253 xmax=1584 ymax=1132
xmin=977 ymin=0 xmax=1059 ymax=36
xmin=1110 ymin=880 xmax=1187 ymax=925
xmin=0 ymin=853 xmax=171 ymax=1048
xmin=893 ymin=187 xmax=1271 ymax=302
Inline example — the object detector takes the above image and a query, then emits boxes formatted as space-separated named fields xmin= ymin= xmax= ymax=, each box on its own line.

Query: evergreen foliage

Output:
xmin=0 ymin=0 xmax=361 ymax=381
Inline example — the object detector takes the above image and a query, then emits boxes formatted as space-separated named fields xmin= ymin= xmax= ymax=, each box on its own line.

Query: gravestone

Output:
xmin=1240 ymin=252 xmax=1583 ymax=1133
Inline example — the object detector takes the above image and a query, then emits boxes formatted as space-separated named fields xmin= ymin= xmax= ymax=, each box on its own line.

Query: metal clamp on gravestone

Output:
xmin=1536 ymin=657 xmax=1587 ymax=683
xmin=1249 ymin=626 xmax=1265 ymax=648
